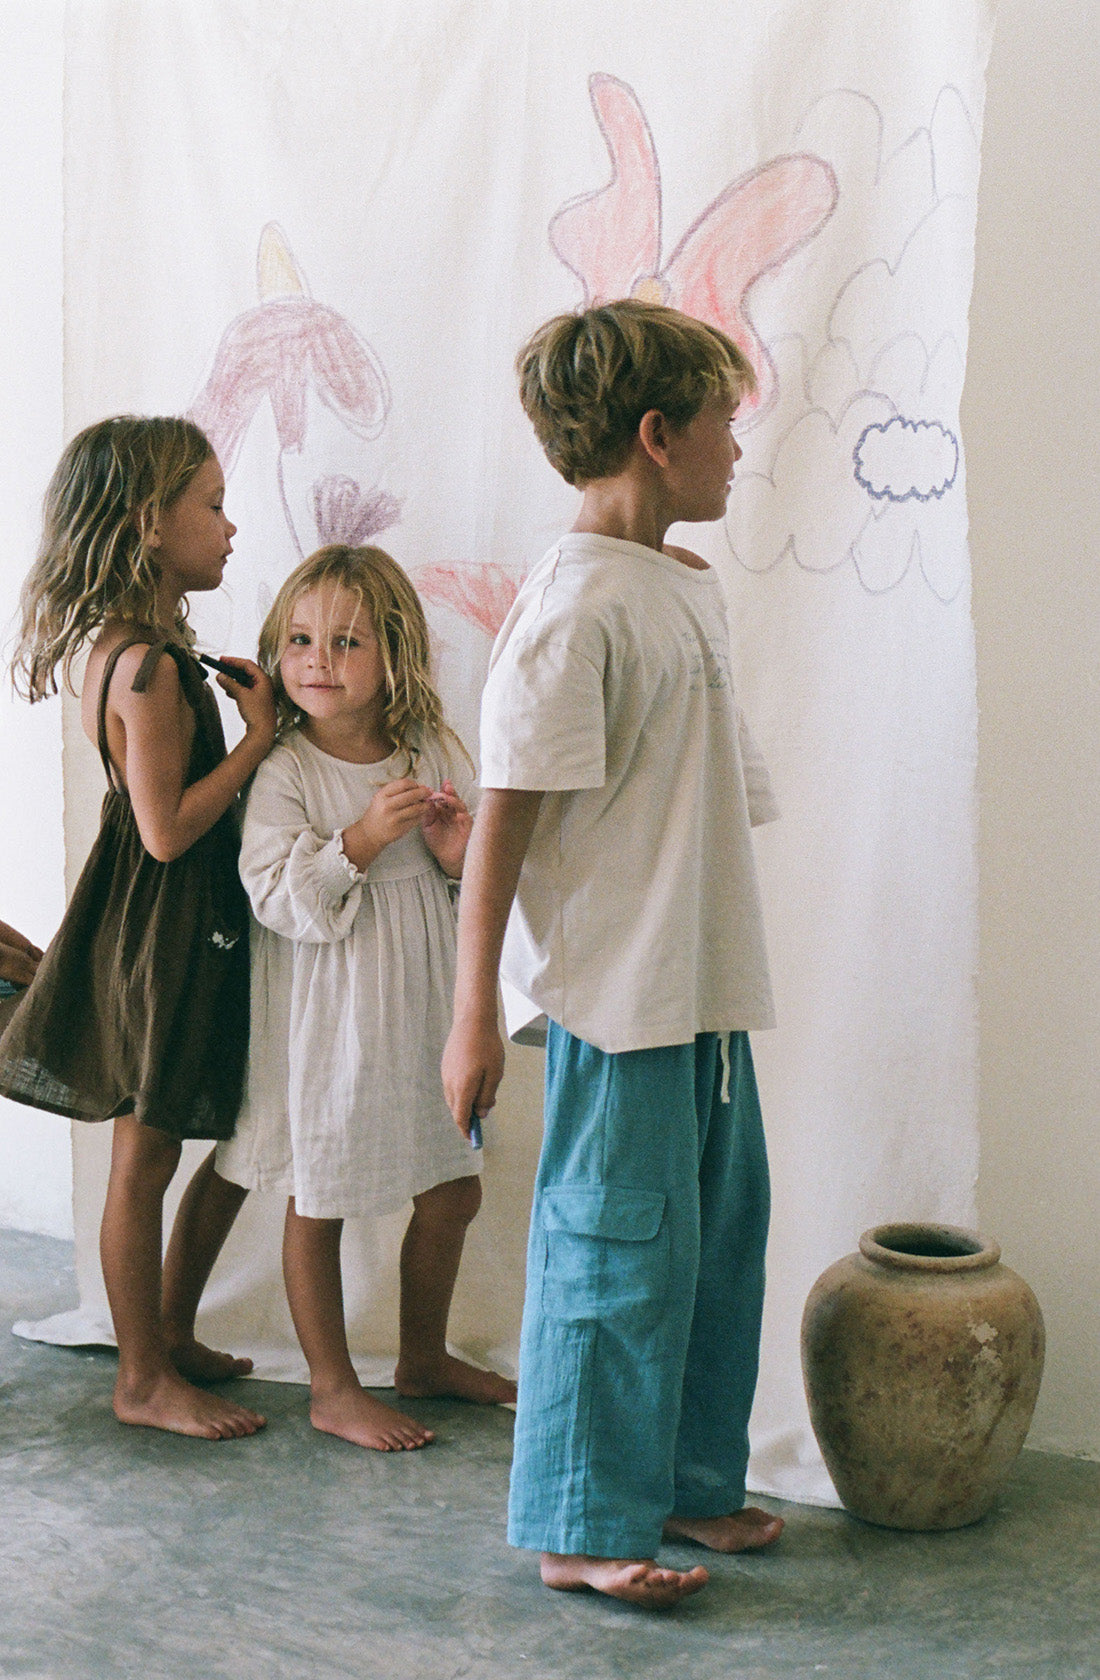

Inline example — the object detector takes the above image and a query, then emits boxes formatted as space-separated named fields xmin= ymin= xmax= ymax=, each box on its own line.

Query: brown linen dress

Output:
xmin=0 ymin=637 xmax=250 ymax=1140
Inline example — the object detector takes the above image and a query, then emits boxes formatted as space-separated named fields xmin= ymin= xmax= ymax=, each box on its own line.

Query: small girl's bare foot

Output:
xmin=168 ymin=1336 xmax=254 ymax=1384
xmin=540 ymin=1553 xmax=709 ymax=1608
xmin=394 ymin=1352 xmax=517 ymax=1406
xmin=113 ymin=1369 xmax=266 ymax=1439
xmin=310 ymin=1384 xmax=435 ymax=1451
xmin=663 ymin=1506 xmax=784 ymax=1552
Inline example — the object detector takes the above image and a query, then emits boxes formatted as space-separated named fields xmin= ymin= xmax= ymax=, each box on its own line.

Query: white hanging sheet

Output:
xmin=18 ymin=0 xmax=990 ymax=1507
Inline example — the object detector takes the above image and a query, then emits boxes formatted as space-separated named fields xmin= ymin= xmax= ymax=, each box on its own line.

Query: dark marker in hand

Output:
xmin=198 ymin=653 xmax=256 ymax=688
xmin=469 ymin=1114 xmax=483 ymax=1150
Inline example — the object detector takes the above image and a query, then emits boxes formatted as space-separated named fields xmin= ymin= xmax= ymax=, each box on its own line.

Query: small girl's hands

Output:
xmin=341 ymin=778 xmax=432 ymax=871
xmin=420 ymin=779 xmax=472 ymax=879
xmin=216 ymin=658 xmax=277 ymax=747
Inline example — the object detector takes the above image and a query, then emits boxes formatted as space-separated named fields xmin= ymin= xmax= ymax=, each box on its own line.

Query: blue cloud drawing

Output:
xmin=854 ymin=417 xmax=959 ymax=504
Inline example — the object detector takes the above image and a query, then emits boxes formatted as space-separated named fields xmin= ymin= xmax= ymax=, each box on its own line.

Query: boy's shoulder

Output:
xmin=662 ymin=542 xmax=710 ymax=573
xmin=519 ymin=531 xmax=703 ymax=608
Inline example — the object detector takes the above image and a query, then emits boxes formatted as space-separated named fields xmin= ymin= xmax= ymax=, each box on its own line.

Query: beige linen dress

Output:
xmin=216 ymin=729 xmax=479 ymax=1218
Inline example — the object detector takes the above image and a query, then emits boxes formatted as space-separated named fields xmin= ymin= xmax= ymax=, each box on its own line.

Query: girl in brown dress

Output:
xmin=0 ymin=416 xmax=276 ymax=1439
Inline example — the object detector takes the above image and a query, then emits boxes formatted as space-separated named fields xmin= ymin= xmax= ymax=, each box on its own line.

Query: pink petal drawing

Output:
xmin=312 ymin=474 xmax=402 ymax=545
xmin=549 ymin=75 xmax=838 ymax=426
xmin=414 ymin=563 xmax=520 ymax=640
xmin=665 ymin=156 xmax=839 ymax=420
xmin=192 ymin=297 xmax=391 ymax=473
xmin=549 ymin=73 xmax=662 ymax=303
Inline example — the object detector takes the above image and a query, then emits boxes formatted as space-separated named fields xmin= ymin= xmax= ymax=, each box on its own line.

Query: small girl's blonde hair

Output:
xmin=12 ymin=415 xmax=214 ymax=699
xmin=259 ymin=544 xmax=470 ymax=775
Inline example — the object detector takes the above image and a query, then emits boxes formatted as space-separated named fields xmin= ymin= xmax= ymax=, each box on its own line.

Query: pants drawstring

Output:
xmin=719 ymin=1032 xmax=732 ymax=1104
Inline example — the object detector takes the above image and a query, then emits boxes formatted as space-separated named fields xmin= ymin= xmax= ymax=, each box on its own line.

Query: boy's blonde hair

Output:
xmin=516 ymin=299 xmax=756 ymax=486
xmin=259 ymin=544 xmax=470 ymax=775
xmin=12 ymin=415 xmax=214 ymax=700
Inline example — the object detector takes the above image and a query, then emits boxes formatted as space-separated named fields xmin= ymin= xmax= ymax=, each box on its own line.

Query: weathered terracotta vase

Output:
xmin=801 ymin=1222 xmax=1044 ymax=1530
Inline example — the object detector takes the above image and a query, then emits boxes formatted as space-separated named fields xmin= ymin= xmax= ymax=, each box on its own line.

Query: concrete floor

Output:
xmin=1 ymin=1228 xmax=1098 ymax=1680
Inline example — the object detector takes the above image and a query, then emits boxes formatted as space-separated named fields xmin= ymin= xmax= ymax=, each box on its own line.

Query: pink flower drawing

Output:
xmin=413 ymin=563 xmax=520 ymax=640
xmin=191 ymin=224 xmax=395 ymax=554
xmin=550 ymin=75 xmax=839 ymax=426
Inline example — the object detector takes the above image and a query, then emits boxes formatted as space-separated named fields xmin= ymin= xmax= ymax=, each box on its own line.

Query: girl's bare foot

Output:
xmin=394 ymin=1352 xmax=517 ymax=1405
xmin=540 ymin=1552 xmax=709 ymax=1608
xmin=168 ymin=1336 xmax=254 ymax=1384
xmin=113 ymin=1369 xmax=266 ymax=1439
xmin=310 ymin=1383 xmax=435 ymax=1450
xmin=663 ymin=1506 xmax=784 ymax=1552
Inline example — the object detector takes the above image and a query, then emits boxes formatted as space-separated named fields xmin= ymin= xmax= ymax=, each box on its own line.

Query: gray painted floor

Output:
xmin=1 ymin=1227 xmax=1097 ymax=1680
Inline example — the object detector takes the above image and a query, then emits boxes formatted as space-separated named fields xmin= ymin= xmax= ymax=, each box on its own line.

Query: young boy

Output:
xmin=443 ymin=299 xmax=782 ymax=1609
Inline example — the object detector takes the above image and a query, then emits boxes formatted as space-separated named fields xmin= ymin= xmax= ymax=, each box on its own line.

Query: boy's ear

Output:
xmin=637 ymin=409 xmax=670 ymax=467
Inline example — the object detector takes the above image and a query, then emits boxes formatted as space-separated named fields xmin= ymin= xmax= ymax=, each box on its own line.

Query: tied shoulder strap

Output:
xmin=96 ymin=636 xmax=202 ymax=791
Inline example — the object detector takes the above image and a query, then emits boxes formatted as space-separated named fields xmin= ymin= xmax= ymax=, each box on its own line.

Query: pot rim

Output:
xmin=859 ymin=1222 xmax=1001 ymax=1273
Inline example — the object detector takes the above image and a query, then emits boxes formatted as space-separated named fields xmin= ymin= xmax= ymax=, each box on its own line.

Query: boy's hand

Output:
xmin=342 ymin=779 xmax=432 ymax=871
xmin=442 ymin=1014 xmax=505 ymax=1138
xmin=0 ymin=918 xmax=42 ymax=987
xmin=420 ymin=779 xmax=473 ymax=878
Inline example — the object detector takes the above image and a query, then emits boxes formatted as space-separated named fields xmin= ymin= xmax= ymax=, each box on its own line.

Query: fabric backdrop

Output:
xmin=18 ymin=0 xmax=991 ymax=1506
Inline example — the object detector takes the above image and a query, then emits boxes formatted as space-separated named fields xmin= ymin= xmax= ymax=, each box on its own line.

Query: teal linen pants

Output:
xmin=507 ymin=1026 xmax=770 ymax=1558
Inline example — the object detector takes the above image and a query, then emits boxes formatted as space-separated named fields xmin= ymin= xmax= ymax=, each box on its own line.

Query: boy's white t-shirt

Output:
xmin=479 ymin=531 xmax=778 ymax=1054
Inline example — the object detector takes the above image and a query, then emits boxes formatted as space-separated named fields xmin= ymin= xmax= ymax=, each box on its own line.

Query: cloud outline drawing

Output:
xmin=853 ymin=416 xmax=959 ymax=504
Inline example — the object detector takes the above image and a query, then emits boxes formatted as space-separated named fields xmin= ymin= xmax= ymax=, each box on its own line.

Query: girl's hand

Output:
xmin=340 ymin=778 xmax=432 ymax=872
xmin=420 ymin=780 xmax=472 ymax=879
xmin=215 ymin=658 xmax=277 ymax=748
xmin=0 ymin=918 xmax=42 ymax=987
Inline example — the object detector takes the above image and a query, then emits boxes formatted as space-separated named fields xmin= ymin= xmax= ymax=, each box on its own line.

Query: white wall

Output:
xmin=0 ymin=0 xmax=70 ymax=1238
xmin=966 ymin=0 xmax=1100 ymax=1457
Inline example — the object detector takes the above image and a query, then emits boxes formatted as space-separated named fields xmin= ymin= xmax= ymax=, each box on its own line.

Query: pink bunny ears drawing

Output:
xmin=550 ymin=74 xmax=839 ymax=427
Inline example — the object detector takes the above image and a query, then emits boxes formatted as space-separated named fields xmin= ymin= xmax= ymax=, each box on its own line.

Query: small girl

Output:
xmin=0 ymin=415 xmax=276 ymax=1440
xmin=215 ymin=544 xmax=516 ymax=1450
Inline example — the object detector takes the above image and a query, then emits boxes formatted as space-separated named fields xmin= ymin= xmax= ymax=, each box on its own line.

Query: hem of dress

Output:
xmin=0 ymin=1085 xmax=109 ymax=1124
xmin=0 ymin=1095 xmax=238 ymax=1149
xmin=0 ymin=1084 xmax=238 ymax=1142
xmin=214 ymin=1155 xmax=482 ymax=1219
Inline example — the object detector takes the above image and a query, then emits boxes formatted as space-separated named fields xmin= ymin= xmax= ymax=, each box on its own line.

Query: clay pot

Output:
xmin=801 ymin=1222 xmax=1044 ymax=1530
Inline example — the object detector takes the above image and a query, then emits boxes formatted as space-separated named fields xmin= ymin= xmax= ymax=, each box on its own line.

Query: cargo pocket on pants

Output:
xmin=536 ymin=1184 xmax=669 ymax=1332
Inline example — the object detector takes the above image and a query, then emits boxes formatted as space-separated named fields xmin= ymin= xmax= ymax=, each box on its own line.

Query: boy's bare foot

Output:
xmin=663 ymin=1506 xmax=784 ymax=1552
xmin=394 ymin=1352 xmax=517 ymax=1406
xmin=310 ymin=1384 xmax=435 ymax=1451
xmin=113 ymin=1369 xmax=266 ymax=1439
xmin=540 ymin=1553 xmax=709 ymax=1608
xmin=168 ymin=1336 xmax=254 ymax=1385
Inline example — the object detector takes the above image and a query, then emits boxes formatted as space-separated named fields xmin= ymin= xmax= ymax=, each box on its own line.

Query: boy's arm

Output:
xmin=442 ymin=787 xmax=543 ymax=1136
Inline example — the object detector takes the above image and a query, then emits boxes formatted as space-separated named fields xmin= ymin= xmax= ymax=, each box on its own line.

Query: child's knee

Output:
xmin=113 ymin=1118 xmax=182 ymax=1194
xmin=416 ymin=1172 xmax=482 ymax=1228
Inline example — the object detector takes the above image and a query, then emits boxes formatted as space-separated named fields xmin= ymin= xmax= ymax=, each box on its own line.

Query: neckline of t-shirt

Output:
xmin=555 ymin=531 xmax=717 ymax=580
xmin=291 ymin=729 xmax=405 ymax=772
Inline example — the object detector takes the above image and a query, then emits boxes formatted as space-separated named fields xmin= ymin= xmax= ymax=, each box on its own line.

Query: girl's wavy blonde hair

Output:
xmin=259 ymin=545 xmax=470 ymax=775
xmin=11 ymin=415 xmax=214 ymax=700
